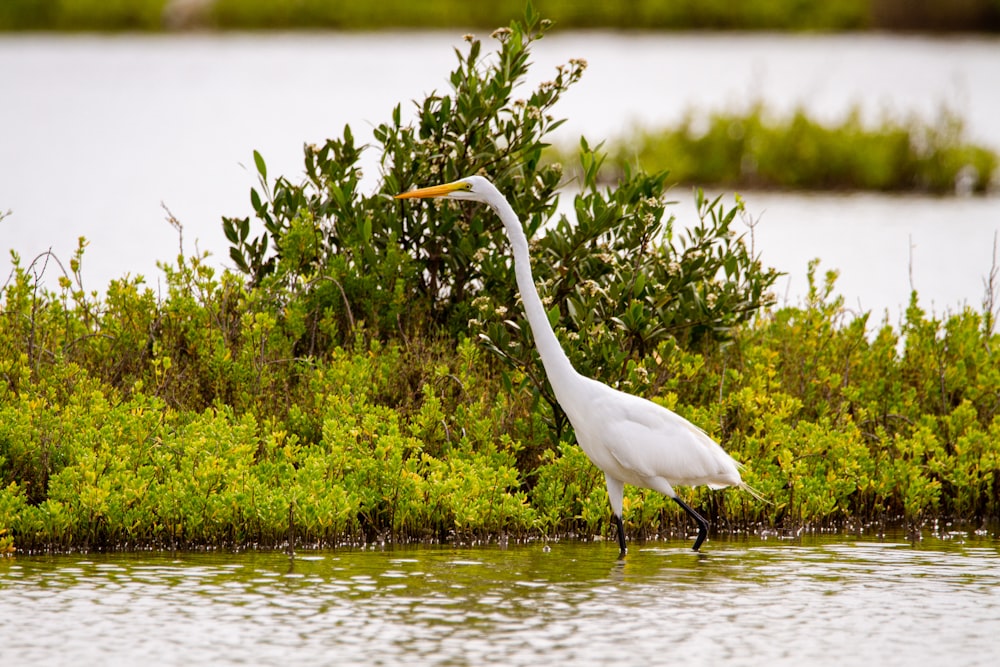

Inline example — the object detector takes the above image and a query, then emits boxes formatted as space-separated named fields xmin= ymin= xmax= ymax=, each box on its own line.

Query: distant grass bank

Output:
xmin=554 ymin=106 xmax=999 ymax=195
xmin=2 ymin=0 xmax=999 ymax=32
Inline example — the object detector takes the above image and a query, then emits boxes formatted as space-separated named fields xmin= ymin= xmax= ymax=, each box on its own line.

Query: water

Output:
xmin=3 ymin=33 xmax=998 ymax=663
xmin=675 ymin=191 xmax=1000 ymax=319
xmin=2 ymin=534 xmax=998 ymax=666
xmin=1 ymin=32 xmax=999 ymax=319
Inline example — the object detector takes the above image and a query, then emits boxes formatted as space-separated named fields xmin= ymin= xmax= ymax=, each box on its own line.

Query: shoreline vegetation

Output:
xmin=3 ymin=9 xmax=1000 ymax=556
xmin=558 ymin=105 xmax=998 ymax=195
xmin=2 ymin=0 xmax=999 ymax=32
xmin=5 ymin=6 xmax=999 ymax=196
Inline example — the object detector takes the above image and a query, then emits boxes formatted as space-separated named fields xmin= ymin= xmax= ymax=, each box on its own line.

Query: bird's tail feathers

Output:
xmin=740 ymin=482 xmax=771 ymax=504
xmin=730 ymin=457 xmax=770 ymax=504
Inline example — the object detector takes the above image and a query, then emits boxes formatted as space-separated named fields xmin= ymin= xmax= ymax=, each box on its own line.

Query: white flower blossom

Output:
xmin=581 ymin=280 xmax=603 ymax=297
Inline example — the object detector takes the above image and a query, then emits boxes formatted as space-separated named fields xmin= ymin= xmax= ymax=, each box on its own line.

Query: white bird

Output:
xmin=396 ymin=175 xmax=758 ymax=555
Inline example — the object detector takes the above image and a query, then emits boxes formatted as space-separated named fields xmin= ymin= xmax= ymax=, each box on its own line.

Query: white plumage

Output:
xmin=397 ymin=175 xmax=756 ymax=554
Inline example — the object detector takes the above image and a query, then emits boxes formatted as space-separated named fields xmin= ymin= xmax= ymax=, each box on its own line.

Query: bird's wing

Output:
xmin=592 ymin=387 xmax=742 ymax=489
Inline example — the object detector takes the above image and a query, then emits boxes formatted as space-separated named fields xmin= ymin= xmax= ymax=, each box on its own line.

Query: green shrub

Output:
xmin=224 ymin=10 xmax=779 ymax=439
xmin=224 ymin=12 xmax=572 ymax=342
xmin=2 ymin=9 xmax=999 ymax=553
xmin=589 ymin=105 xmax=998 ymax=194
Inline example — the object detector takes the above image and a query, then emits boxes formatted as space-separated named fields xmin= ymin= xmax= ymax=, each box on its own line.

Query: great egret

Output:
xmin=396 ymin=175 xmax=757 ymax=554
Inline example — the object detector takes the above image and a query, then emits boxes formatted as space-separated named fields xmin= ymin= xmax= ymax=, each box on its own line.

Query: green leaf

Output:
xmin=253 ymin=150 xmax=267 ymax=180
xmin=222 ymin=219 xmax=239 ymax=245
xmin=229 ymin=247 xmax=249 ymax=273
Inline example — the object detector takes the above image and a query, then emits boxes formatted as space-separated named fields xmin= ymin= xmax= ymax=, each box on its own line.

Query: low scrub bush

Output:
xmin=2 ymin=10 xmax=998 ymax=553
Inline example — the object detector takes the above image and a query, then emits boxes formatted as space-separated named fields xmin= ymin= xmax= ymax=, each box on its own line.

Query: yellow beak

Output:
xmin=394 ymin=180 xmax=465 ymax=200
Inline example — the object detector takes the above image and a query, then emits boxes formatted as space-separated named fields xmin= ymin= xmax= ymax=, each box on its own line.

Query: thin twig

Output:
xmin=983 ymin=230 xmax=999 ymax=337
xmin=161 ymin=202 xmax=184 ymax=258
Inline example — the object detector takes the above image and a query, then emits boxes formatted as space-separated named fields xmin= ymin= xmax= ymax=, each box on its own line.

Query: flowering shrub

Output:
xmin=224 ymin=8 xmax=779 ymax=434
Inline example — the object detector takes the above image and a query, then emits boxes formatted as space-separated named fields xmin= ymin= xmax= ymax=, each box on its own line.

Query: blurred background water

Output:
xmin=1 ymin=32 xmax=998 ymax=319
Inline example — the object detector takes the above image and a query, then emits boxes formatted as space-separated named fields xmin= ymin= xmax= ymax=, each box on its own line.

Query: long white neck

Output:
xmin=490 ymin=195 xmax=580 ymax=398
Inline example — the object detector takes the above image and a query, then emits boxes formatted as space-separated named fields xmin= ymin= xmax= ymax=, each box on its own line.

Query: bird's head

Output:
xmin=394 ymin=175 xmax=495 ymax=204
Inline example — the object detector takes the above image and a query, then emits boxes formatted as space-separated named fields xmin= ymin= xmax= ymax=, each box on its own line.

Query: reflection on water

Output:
xmin=2 ymin=534 xmax=999 ymax=666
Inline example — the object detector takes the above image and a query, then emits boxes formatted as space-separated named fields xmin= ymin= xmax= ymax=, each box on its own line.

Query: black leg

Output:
xmin=672 ymin=496 xmax=709 ymax=551
xmin=614 ymin=513 xmax=627 ymax=557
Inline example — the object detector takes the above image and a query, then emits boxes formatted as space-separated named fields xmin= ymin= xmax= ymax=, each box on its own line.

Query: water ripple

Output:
xmin=2 ymin=535 xmax=999 ymax=666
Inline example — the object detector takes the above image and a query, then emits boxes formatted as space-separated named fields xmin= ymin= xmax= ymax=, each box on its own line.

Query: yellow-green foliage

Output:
xmin=2 ymin=243 xmax=999 ymax=552
xmin=0 ymin=290 xmax=539 ymax=551
xmin=717 ymin=264 xmax=1000 ymax=527
xmin=534 ymin=261 xmax=1000 ymax=541
xmin=2 ymin=11 xmax=998 ymax=553
xmin=0 ymin=244 xmax=543 ymax=551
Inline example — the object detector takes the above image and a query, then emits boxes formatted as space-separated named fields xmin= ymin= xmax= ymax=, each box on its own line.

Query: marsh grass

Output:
xmin=0 ymin=0 xmax=870 ymax=32
xmin=558 ymin=105 xmax=999 ymax=195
